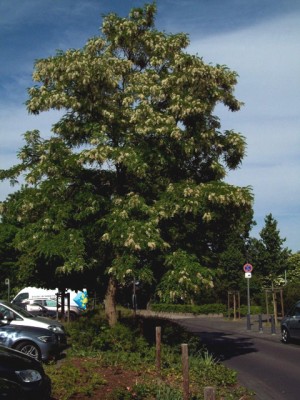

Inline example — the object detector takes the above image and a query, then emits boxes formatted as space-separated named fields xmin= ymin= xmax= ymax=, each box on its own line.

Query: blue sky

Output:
xmin=1 ymin=0 xmax=299 ymax=252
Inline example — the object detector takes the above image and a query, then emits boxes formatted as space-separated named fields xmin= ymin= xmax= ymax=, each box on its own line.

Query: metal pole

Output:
xmin=259 ymin=314 xmax=263 ymax=333
xmin=271 ymin=315 xmax=276 ymax=334
xmin=247 ymin=278 xmax=251 ymax=330
xmin=233 ymin=292 xmax=236 ymax=321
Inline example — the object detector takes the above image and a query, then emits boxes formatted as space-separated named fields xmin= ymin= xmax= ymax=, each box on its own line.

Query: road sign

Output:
xmin=245 ymin=272 xmax=252 ymax=279
xmin=243 ymin=263 xmax=253 ymax=273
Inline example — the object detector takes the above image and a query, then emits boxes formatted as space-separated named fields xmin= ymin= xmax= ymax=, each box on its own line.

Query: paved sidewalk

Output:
xmin=184 ymin=314 xmax=282 ymax=341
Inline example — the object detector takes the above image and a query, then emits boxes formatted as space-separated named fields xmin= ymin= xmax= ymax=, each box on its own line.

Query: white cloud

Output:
xmin=188 ymin=12 xmax=300 ymax=251
xmin=0 ymin=105 xmax=63 ymax=200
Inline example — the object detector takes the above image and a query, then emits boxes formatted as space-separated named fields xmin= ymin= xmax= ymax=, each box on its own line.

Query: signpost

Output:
xmin=243 ymin=264 xmax=253 ymax=330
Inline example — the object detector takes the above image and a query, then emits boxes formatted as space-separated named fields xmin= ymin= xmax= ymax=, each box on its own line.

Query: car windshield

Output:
xmin=5 ymin=302 xmax=35 ymax=318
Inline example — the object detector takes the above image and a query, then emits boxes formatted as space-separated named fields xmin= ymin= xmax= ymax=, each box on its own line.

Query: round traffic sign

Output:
xmin=243 ymin=263 xmax=253 ymax=273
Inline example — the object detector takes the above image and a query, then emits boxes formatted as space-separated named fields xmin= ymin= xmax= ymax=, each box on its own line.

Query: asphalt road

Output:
xmin=174 ymin=316 xmax=300 ymax=400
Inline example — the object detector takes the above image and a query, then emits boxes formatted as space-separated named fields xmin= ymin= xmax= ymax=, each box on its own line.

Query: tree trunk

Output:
xmin=105 ymin=276 xmax=117 ymax=326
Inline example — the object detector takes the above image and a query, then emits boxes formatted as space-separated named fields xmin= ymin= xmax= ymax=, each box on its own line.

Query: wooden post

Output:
xmin=156 ymin=327 xmax=161 ymax=372
xmin=227 ymin=292 xmax=230 ymax=318
xmin=204 ymin=386 xmax=216 ymax=400
xmin=181 ymin=344 xmax=189 ymax=400
xmin=280 ymin=289 xmax=284 ymax=317
xmin=233 ymin=292 xmax=236 ymax=321
xmin=265 ymin=290 xmax=270 ymax=325
xmin=272 ymin=283 xmax=278 ymax=326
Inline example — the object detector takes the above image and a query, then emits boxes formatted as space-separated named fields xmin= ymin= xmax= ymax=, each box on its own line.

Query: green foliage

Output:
xmin=0 ymin=222 xmax=20 ymax=298
xmin=192 ymin=358 xmax=237 ymax=387
xmin=237 ymin=305 xmax=262 ymax=316
xmin=286 ymin=253 xmax=300 ymax=284
xmin=282 ymin=282 xmax=300 ymax=311
xmin=150 ymin=302 xmax=226 ymax=315
xmin=46 ymin=310 xmax=251 ymax=399
xmin=0 ymin=2 xmax=254 ymax=324
xmin=155 ymin=384 xmax=183 ymax=400
xmin=155 ymin=250 xmax=214 ymax=304
xmin=44 ymin=358 xmax=106 ymax=400
xmin=248 ymin=214 xmax=290 ymax=286
xmin=108 ymin=382 xmax=183 ymax=400
xmin=93 ymin=322 xmax=150 ymax=353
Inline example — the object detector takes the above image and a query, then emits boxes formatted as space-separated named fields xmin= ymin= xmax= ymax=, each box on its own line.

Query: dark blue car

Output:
xmin=281 ymin=300 xmax=300 ymax=343
xmin=0 ymin=345 xmax=51 ymax=399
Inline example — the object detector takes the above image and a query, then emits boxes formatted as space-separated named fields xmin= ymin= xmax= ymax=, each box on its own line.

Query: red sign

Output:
xmin=243 ymin=263 xmax=253 ymax=273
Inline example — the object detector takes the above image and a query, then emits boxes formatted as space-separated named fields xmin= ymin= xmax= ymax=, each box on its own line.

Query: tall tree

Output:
xmin=0 ymin=3 xmax=253 ymax=325
xmin=249 ymin=214 xmax=290 ymax=287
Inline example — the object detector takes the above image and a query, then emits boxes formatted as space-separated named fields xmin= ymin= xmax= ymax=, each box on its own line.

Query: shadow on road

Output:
xmin=194 ymin=330 xmax=257 ymax=361
xmin=175 ymin=318 xmax=258 ymax=361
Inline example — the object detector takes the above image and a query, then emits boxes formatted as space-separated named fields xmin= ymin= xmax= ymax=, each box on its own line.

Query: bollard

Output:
xmin=258 ymin=314 xmax=263 ymax=333
xmin=271 ymin=315 xmax=276 ymax=334
xmin=246 ymin=313 xmax=251 ymax=330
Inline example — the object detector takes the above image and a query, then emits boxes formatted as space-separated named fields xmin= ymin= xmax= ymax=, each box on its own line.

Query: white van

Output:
xmin=12 ymin=287 xmax=87 ymax=319
xmin=12 ymin=287 xmax=78 ymax=306
xmin=13 ymin=287 xmax=57 ymax=302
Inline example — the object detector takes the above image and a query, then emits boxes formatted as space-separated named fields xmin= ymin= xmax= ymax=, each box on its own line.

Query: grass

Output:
xmin=44 ymin=307 xmax=254 ymax=399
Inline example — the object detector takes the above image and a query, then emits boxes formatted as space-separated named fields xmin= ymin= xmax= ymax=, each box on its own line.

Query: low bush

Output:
xmin=46 ymin=307 xmax=253 ymax=399
xmin=150 ymin=303 xmax=226 ymax=315
xmin=239 ymin=305 xmax=263 ymax=316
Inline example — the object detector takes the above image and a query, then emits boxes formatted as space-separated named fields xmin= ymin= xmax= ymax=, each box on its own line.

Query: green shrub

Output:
xmin=150 ymin=303 xmax=226 ymax=315
xmin=45 ymin=358 xmax=106 ymax=400
xmin=92 ymin=322 xmax=149 ymax=352
xmin=56 ymin=309 xmax=252 ymax=399
xmin=239 ymin=305 xmax=262 ymax=316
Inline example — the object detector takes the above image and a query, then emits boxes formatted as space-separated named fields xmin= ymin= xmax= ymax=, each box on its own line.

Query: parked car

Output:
xmin=23 ymin=298 xmax=82 ymax=320
xmin=281 ymin=300 xmax=300 ymax=343
xmin=21 ymin=302 xmax=56 ymax=319
xmin=0 ymin=315 xmax=63 ymax=362
xmin=0 ymin=345 xmax=51 ymax=399
xmin=0 ymin=300 xmax=67 ymax=352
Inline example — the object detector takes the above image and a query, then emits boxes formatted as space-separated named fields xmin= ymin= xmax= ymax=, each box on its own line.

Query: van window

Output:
xmin=14 ymin=293 xmax=29 ymax=303
xmin=45 ymin=300 xmax=57 ymax=307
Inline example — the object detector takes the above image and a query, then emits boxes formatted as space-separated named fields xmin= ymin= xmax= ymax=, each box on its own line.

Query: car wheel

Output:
xmin=281 ymin=327 xmax=290 ymax=344
xmin=14 ymin=341 xmax=41 ymax=361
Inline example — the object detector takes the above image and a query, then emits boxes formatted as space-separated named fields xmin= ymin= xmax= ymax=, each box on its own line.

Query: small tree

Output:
xmin=0 ymin=3 xmax=253 ymax=325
